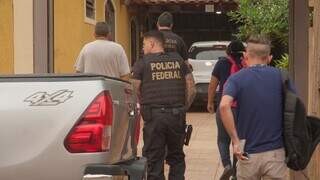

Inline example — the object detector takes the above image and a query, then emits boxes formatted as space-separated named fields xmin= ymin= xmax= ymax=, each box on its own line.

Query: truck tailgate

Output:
xmin=0 ymin=75 xmax=138 ymax=180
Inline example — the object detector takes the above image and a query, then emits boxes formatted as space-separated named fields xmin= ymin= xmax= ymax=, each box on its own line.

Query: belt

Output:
xmin=143 ymin=104 xmax=185 ymax=114
xmin=144 ymin=104 xmax=184 ymax=109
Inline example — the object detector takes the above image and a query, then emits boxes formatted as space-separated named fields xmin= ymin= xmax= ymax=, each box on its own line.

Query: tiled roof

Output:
xmin=130 ymin=0 xmax=238 ymax=5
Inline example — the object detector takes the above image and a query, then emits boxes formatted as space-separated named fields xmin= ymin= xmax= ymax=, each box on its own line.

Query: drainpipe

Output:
xmin=48 ymin=0 xmax=54 ymax=73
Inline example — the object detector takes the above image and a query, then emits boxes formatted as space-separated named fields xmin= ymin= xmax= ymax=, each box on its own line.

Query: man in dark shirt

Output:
xmin=220 ymin=34 xmax=293 ymax=179
xmin=157 ymin=12 xmax=189 ymax=63
xmin=131 ymin=31 xmax=196 ymax=180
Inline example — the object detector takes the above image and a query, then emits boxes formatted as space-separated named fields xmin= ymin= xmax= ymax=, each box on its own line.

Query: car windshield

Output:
xmin=189 ymin=45 xmax=227 ymax=60
xmin=195 ymin=50 xmax=226 ymax=60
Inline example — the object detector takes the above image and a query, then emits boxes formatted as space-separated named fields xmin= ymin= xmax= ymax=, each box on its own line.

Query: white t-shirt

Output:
xmin=75 ymin=40 xmax=130 ymax=78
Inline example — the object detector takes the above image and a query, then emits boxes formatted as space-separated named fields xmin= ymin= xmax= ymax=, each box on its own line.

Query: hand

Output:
xmin=188 ymin=64 xmax=193 ymax=72
xmin=233 ymin=143 xmax=249 ymax=161
xmin=207 ymin=103 xmax=214 ymax=113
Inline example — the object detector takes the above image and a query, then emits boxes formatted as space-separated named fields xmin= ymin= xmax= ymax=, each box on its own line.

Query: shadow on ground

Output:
xmin=188 ymin=105 xmax=207 ymax=112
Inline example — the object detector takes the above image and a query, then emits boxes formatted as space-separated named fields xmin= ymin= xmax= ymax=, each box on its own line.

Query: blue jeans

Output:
xmin=216 ymin=108 xmax=237 ymax=167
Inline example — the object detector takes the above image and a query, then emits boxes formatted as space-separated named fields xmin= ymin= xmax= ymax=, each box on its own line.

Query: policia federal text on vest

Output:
xmin=137 ymin=53 xmax=187 ymax=105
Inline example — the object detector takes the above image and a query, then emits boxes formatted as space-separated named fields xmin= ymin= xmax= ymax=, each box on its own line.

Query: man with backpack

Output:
xmin=207 ymin=40 xmax=245 ymax=180
xmin=220 ymin=34 xmax=295 ymax=179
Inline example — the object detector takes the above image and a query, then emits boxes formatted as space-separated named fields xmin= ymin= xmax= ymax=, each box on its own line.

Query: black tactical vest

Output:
xmin=161 ymin=30 xmax=188 ymax=60
xmin=140 ymin=53 xmax=186 ymax=105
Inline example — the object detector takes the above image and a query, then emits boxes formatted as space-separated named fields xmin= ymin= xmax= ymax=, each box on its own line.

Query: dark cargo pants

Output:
xmin=141 ymin=105 xmax=186 ymax=180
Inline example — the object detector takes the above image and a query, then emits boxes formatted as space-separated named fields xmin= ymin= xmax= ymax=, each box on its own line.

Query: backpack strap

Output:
xmin=280 ymin=69 xmax=289 ymax=86
xmin=280 ymin=69 xmax=297 ymax=120
xmin=280 ymin=69 xmax=301 ymax=169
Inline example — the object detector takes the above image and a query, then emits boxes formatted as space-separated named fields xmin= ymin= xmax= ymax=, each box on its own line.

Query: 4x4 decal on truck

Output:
xmin=24 ymin=90 xmax=73 ymax=106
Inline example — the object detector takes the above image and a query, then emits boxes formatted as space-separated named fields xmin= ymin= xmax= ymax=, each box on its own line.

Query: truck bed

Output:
xmin=0 ymin=74 xmax=143 ymax=180
xmin=0 ymin=74 xmax=130 ymax=82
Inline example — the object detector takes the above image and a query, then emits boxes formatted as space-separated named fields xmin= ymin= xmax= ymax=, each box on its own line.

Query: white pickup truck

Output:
xmin=0 ymin=74 xmax=146 ymax=180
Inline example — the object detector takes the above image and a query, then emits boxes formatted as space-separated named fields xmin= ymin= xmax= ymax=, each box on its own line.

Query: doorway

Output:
xmin=130 ymin=18 xmax=139 ymax=66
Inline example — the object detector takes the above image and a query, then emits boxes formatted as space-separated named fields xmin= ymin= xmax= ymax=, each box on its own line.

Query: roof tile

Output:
xmin=131 ymin=0 xmax=238 ymax=5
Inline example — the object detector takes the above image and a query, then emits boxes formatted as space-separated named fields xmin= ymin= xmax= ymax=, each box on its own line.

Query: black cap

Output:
xmin=227 ymin=40 xmax=245 ymax=54
xmin=157 ymin=12 xmax=173 ymax=27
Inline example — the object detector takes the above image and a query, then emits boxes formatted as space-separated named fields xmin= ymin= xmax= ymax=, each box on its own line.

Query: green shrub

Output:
xmin=228 ymin=0 xmax=289 ymax=47
xmin=274 ymin=53 xmax=289 ymax=70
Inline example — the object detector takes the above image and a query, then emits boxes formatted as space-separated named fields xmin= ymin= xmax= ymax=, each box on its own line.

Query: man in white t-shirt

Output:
xmin=75 ymin=22 xmax=130 ymax=81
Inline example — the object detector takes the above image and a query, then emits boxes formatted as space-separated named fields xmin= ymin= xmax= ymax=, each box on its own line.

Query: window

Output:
xmin=131 ymin=18 xmax=139 ymax=66
xmin=105 ymin=0 xmax=115 ymax=40
xmin=195 ymin=50 xmax=226 ymax=60
xmin=84 ymin=0 xmax=96 ymax=24
xmin=189 ymin=46 xmax=227 ymax=60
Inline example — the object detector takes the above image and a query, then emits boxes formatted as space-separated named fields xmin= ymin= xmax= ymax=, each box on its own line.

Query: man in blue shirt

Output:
xmin=220 ymin=34 xmax=290 ymax=179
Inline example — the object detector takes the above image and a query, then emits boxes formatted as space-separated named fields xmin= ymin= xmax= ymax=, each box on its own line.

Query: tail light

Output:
xmin=65 ymin=91 xmax=113 ymax=153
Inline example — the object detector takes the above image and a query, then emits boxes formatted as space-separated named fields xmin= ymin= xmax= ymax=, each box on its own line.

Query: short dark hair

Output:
xmin=143 ymin=30 xmax=165 ymax=47
xmin=157 ymin=12 xmax=173 ymax=27
xmin=95 ymin=22 xmax=110 ymax=37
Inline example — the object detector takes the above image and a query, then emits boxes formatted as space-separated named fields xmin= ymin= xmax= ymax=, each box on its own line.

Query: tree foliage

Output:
xmin=275 ymin=53 xmax=289 ymax=69
xmin=228 ymin=0 xmax=289 ymax=47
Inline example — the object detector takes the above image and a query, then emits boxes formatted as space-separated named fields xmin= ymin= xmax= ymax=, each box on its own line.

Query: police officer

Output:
xmin=157 ymin=12 xmax=189 ymax=65
xmin=132 ymin=31 xmax=196 ymax=180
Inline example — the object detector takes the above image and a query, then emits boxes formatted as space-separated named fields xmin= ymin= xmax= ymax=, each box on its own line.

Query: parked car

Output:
xmin=0 ymin=74 xmax=146 ymax=180
xmin=188 ymin=41 xmax=230 ymax=107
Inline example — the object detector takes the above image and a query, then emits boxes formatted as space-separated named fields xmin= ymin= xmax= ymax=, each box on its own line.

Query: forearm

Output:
xmin=184 ymin=60 xmax=193 ymax=72
xmin=208 ymin=83 xmax=216 ymax=105
xmin=134 ymin=86 xmax=141 ymax=101
xmin=75 ymin=68 xmax=83 ymax=73
xmin=208 ymin=76 xmax=219 ymax=105
xmin=120 ymin=74 xmax=130 ymax=81
xmin=186 ymin=90 xmax=196 ymax=110
xmin=130 ymin=79 xmax=142 ymax=103
xmin=185 ymin=74 xmax=196 ymax=109
xmin=220 ymin=104 xmax=240 ymax=144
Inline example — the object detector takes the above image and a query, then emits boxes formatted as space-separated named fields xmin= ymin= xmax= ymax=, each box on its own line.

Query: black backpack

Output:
xmin=281 ymin=71 xmax=320 ymax=171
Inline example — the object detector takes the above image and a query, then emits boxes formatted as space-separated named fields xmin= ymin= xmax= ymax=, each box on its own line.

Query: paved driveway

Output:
xmin=184 ymin=112 xmax=224 ymax=180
